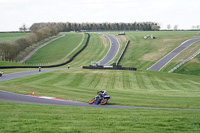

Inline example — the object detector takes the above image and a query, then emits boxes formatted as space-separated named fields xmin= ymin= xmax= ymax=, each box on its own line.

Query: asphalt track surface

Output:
xmin=0 ymin=68 xmax=67 ymax=82
xmin=148 ymin=38 xmax=200 ymax=71
xmin=1 ymin=90 xmax=200 ymax=110
xmin=1 ymin=71 xmax=199 ymax=110
xmin=98 ymin=33 xmax=119 ymax=65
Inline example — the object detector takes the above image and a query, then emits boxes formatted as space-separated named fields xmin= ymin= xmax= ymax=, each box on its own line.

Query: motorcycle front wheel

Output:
xmin=100 ymin=99 xmax=108 ymax=105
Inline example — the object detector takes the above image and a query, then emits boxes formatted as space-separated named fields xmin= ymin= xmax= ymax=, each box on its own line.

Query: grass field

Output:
xmin=69 ymin=33 xmax=110 ymax=67
xmin=0 ymin=69 xmax=199 ymax=109
xmin=25 ymin=32 xmax=84 ymax=65
xmin=173 ymin=54 xmax=200 ymax=76
xmin=1 ymin=31 xmax=200 ymax=132
xmin=1 ymin=101 xmax=200 ymax=133
xmin=109 ymin=31 xmax=200 ymax=71
xmin=0 ymin=33 xmax=29 ymax=43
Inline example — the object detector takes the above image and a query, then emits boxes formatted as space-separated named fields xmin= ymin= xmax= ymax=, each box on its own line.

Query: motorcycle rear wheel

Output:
xmin=89 ymin=98 xmax=95 ymax=104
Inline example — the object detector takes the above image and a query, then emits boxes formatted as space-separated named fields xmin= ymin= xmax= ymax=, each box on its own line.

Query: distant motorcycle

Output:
xmin=89 ymin=90 xmax=111 ymax=105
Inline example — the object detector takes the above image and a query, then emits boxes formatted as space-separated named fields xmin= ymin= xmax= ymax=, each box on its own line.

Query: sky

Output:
xmin=0 ymin=0 xmax=199 ymax=31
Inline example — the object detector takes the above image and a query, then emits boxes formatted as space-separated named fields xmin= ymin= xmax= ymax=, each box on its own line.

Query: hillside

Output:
xmin=106 ymin=31 xmax=200 ymax=75
xmin=1 ymin=31 xmax=200 ymax=133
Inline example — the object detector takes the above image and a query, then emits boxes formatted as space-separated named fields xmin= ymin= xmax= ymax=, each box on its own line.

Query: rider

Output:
xmin=95 ymin=90 xmax=108 ymax=100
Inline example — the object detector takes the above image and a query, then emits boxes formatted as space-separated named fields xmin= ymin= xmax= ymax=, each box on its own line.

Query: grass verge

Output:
xmin=25 ymin=32 xmax=84 ymax=65
xmin=0 ymin=101 xmax=200 ymax=133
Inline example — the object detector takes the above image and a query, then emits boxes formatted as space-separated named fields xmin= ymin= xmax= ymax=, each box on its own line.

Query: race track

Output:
xmin=148 ymin=38 xmax=200 ymax=71
xmin=1 ymin=90 xmax=199 ymax=110
xmin=0 ymin=68 xmax=66 ymax=82
xmin=0 ymin=34 xmax=199 ymax=110
xmin=98 ymin=33 xmax=119 ymax=65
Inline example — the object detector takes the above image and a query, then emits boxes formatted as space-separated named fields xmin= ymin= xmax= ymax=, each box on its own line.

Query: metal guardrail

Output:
xmin=116 ymin=40 xmax=130 ymax=66
xmin=168 ymin=49 xmax=200 ymax=73
xmin=82 ymin=65 xmax=137 ymax=71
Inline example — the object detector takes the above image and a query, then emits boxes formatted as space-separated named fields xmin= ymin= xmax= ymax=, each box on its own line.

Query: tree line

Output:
xmin=30 ymin=22 xmax=160 ymax=32
xmin=0 ymin=25 xmax=60 ymax=61
xmin=0 ymin=21 xmax=160 ymax=61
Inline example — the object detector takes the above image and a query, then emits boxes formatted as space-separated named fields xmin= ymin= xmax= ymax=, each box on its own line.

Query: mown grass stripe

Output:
xmin=135 ymin=73 xmax=148 ymax=90
xmin=123 ymin=71 xmax=131 ymax=89
xmin=113 ymin=71 xmax=124 ymax=90
xmin=89 ymin=72 xmax=103 ymax=89
xmin=128 ymin=72 xmax=139 ymax=90
xmin=153 ymin=75 xmax=173 ymax=90
xmin=147 ymin=73 xmax=168 ymax=90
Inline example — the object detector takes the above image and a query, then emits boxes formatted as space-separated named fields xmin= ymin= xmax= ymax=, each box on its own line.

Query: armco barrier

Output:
xmin=82 ymin=65 xmax=137 ymax=71
xmin=116 ymin=40 xmax=130 ymax=66
xmin=0 ymin=33 xmax=90 ymax=69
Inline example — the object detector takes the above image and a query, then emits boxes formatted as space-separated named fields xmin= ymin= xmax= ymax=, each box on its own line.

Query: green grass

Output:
xmin=173 ymin=55 xmax=200 ymax=76
xmin=0 ymin=61 xmax=26 ymax=66
xmin=69 ymin=33 xmax=110 ymax=67
xmin=0 ymin=101 xmax=200 ymax=133
xmin=111 ymin=31 xmax=200 ymax=70
xmin=0 ymin=33 xmax=29 ymax=43
xmin=1 ymin=31 xmax=200 ymax=132
xmin=0 ymin=69 xmax=199 ymax=109
xmin=15 ymin=34 xmax=64 ymax=62
xmin=25 ymin=32 xmax=84 ymax=65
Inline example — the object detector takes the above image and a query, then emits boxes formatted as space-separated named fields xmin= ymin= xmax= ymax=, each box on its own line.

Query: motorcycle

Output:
xmin=89 ymin=95 xmax=111 ymax=105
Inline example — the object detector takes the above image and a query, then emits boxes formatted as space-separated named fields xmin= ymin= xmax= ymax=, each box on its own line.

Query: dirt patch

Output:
xmin=116 ymin=35 xmax=127 ymax=43
xmin=100 ymin=35 xmax=109 ymax=48
xmin=142 ymin=46 xmax=168 ymax=61
xmin=172 ymin=42 xmax=200 ymax=63
xmin=91 ymin=71 xmax=106 ymax=74
xmin=190 ymin=58 xmax=200 ymax=63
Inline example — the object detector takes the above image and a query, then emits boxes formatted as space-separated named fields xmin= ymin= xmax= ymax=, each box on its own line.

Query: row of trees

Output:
xmin=1 ymin=21 xmax=160 ymax=61
xmin=0 ymin=25 xmax=60 ymax=61
xmin=30 ymin=22 xmax=160 ymax=32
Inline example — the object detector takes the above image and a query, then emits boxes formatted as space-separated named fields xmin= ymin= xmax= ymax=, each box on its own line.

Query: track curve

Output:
xmin=98 ymin=33 xmax=119 ymax=65
xmin=1 ymin=35 xmax=200 ymax=110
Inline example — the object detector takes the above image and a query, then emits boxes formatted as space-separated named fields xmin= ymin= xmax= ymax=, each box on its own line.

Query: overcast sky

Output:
xmin=0 ymin=0 xmax=199 ymax=31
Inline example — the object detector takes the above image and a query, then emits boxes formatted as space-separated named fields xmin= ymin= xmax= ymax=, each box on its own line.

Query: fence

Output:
xmin=82 ymin=65 xmax=137 ymax=71
xmin=116 ymin=40 xmax=130 ymax=66
xmin=168 ymin=49 xmax=200 ymax=73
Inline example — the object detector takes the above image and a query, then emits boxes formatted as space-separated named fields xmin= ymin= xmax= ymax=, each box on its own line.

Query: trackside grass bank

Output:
xmin=69 ymin=33 xmax=110 ymax=67
xmin=0 ymin=101 xmax=200 ymax=133
xmin=0 ymin=69 xmax=199 ymax=109
xmin=25 ymin=32 xmax=84 ymax=65
xmin=107 ymin=31 xmax=200 ymax=71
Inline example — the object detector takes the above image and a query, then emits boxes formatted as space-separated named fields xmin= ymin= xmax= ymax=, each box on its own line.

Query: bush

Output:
xmin=0 ymin=26 xmax=60 ymax=61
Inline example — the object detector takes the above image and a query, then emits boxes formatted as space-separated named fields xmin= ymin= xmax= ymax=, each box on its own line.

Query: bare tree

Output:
xmin=174 ymin=25 xmax=178 ymax=31
xmin=19 ymin=24 xmax=27 ymax=32
xmin=167 ymin=24 xmax=171 ymax=30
